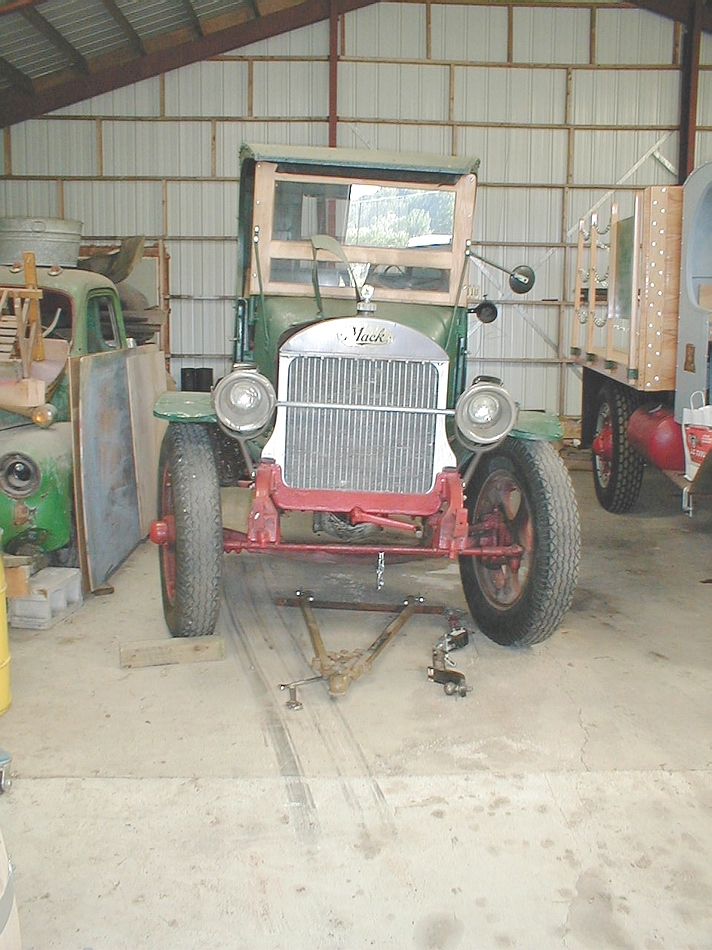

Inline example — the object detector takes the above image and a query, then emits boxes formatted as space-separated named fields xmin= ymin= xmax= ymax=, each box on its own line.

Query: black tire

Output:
xmin=157 ymin=423 xmax=223 ymax=637
xmin=592 ymin=381 xmax=644 ymax=513
xmin=459 ymin=438 xmax=580 ymax=646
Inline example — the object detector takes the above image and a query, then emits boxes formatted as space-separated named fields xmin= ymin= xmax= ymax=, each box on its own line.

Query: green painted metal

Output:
xmin=239 ymin=143 xmax=480 ymax=178
xmin=511 ymin=410 xmax=564 ymax=442
xmin=154 ymin=390 xmax=215 ymax=423
xmin=0 ymin=422 xmax=73 ymax=553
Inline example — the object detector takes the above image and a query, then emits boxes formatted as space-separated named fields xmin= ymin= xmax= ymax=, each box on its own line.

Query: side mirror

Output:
xmin=468 ymin=300 xmax=498 ymax=324
xmin=508 ymin=265 xmax=535 ymax=294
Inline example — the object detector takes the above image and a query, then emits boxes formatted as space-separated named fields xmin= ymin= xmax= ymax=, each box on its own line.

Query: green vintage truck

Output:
xmin=151 ymin=144 xmax=581 ymax=647
xmin=1 ymin=255 xmax=163 ymax=590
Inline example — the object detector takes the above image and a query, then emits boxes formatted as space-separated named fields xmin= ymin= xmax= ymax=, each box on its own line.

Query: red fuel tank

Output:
xmin=626 ymin=404 xmax=685 ymax=472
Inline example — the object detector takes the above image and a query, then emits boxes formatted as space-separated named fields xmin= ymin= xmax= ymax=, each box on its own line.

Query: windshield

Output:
xmin=272 ymin=180 xmax=455 ymax=249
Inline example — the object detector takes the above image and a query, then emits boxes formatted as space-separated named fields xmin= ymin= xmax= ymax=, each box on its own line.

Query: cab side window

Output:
xmin=86 ymin=294 xmax=120 ymax=352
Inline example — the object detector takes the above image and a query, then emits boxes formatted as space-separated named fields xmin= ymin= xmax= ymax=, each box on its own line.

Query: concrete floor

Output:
xmin=1 ymin=466 xmax=711 ymax=950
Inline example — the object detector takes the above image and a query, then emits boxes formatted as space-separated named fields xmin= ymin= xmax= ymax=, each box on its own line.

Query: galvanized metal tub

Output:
xmin=0 ymin=217 xmax=83 ymax=267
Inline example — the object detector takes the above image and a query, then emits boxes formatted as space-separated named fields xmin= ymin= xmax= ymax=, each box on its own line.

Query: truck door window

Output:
xmin=87 ymin=294 xmax=120 ymax=352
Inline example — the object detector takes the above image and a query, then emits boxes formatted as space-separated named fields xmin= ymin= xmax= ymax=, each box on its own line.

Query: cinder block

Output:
xmin=8 ymin=567 xmax=83 ymax=629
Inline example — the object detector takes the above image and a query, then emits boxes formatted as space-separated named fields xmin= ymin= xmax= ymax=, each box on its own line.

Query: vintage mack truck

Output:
xmin=151 ymin=144 xmax=581 ymax=648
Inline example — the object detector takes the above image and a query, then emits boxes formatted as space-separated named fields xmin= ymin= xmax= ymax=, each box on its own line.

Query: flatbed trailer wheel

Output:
xmin=157 ymin=423 xmax=223 ymax=637
xmin=459 ymin=437 xmax=580 ymax=646
xmin=592 ymin=380 xmax=645 ymax=513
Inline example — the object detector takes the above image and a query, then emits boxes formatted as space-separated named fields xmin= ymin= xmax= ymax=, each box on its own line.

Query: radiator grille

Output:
xmin=283 ymin=355 xmax=440 ymax=493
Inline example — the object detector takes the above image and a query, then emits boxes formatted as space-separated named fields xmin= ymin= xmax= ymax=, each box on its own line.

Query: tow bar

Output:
xmin=276 ymin=591 xmax=473 ymax=706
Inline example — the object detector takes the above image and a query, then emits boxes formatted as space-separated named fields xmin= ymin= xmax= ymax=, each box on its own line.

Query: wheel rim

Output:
xmin=593 ymin=401 xmax=613 ymax=489
xmin=160 ymin=465 xmax=177 ymax=604
xmin=472 ymin=469 xmax=534 ymax=611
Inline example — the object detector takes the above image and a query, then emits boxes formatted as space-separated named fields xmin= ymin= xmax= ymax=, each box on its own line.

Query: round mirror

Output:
xmin=509 ymin=265 xmax=535 ymax=294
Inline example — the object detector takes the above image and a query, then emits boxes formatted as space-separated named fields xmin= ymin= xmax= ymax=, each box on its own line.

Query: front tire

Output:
xmin=592 ymin=381 xmax=644 ymax=513
xmin=158 ymin=424 xmax=223 ymax=637
xmin=459 ymin=438 xmax=580 ymax=646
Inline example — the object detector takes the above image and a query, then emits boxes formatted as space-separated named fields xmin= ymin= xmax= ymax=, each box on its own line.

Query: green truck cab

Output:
xmin=0 ymin=265 xmax=128 ymax=562
xmin=152 ymin=144 xmax=580 ymax=648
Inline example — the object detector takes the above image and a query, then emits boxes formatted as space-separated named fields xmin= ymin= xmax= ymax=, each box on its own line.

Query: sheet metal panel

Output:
xmin=470 ymin=246 xmax=564 ymax=306
xmin=512 ymin=7 xmax=590 ymax=65
xmin=102 ymin=120 xmax=211 ymax=177
xmin=337 ymin=63 xmax=449 ymax=122
xmin=571 ymin=130 xmax=679 ymax=186
xmin=237 ymin=21 xmax=329 ymax=57
xmin=120 ymin=0 xmax=194 ymax=40
xmin=453 ymin=66 xmax=566 ymax=125
xmin=475 ymin=186 xmax=563 ymax=245
xmin=167 ymin=242 xmax=238 ymax=298
xmin=40 ymin=0 xmax=125 ymax=58
xmin=696 ymin=132 xmax=712 ymax=166
xmin=64 ymin=180 xmax=163 ymax=237
xmin=466 ymin=355 xmax=561 ymax=415
xmin=253 ymin=61 xmax=330 ymax=118
xmin=51 ymin=79 xmax=161 ymax=117
xmin=216 ymin=121 xmax=329 ymax=176
xmin=164 ymin=61 xmax=249 ymax=118
xmin=459 ymin=127 xmax=569 ymax=185
xmin=168 ymin=298 xmax=235 ymax=360
xmin=701 ymin=32 xmax=712 ymax=67
xmin=335 ymin=122 xmax=451 ymax=155
xmin=166 ymin=182 xmax=240 ymax=237
xmin=571 ymin=70 xmax=680 ymax=126
xmin=10 ymin=119 xmax=97 ymax=176
xmin=342 ymin=3 xmax=426 ymax=59
xmin=469 ymin=305 xmax=560 ymax=362
xmin=566 ymin=190 xmax=638 ymax=238
xmin=0 ymin=180 xmax=59 ymax=218
xmin=698 ymin=72 xmax=712 ymax=128
xmin=0 ymin=14 xmax=67 ymax=79
xmin=596 ymin=8 xmax=675 ymax=65
xmin=430 ymin=5 xmax=507 ymax=64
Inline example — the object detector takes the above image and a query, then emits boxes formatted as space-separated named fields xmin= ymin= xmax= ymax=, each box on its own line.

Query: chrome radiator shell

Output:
xmin=262 ymin=317 xmax=456 ymax=494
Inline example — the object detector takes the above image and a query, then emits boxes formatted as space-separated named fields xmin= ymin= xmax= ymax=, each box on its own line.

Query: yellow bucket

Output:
xmin=0 ymin=532 xmax=11 ymax=716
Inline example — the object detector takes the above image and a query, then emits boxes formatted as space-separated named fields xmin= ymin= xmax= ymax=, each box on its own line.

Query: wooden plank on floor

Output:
xmin=119 ymin=636 xmax=225 ymax=669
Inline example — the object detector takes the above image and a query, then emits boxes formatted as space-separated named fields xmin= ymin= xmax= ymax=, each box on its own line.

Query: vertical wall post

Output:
xmin=329 ymin=0 xmax=339 ymax=147
xmin=678 ymin=0 xmax=702 ymax=183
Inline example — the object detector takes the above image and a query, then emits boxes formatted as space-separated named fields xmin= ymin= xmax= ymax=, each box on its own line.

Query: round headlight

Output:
xmin=212 ymin=368 xmax=276 ymax=436
xmin=454 ymin=382 xmax=517 ymax=448
xmin=0 ymin=452 xmax=41 ymax=498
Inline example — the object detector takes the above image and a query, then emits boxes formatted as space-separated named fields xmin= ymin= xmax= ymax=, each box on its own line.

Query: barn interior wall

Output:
xmin=1 ymin=1 xmax=710 ymax=416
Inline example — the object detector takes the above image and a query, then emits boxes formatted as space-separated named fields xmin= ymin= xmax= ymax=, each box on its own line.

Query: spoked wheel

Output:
xmin=592 ymin=381 xmax=644 ymax=513
xmin=459 ymin=438 xmax=580 ymax=646
xmin=157 ymin=423 xmax=223 ymax=637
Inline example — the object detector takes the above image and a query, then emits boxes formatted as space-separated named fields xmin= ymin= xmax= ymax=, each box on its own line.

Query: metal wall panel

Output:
xmin=342 ymin=3 xmax=426 ymax=59
xmin=168 ymin=298 xmax=235 ymax=366
xmin=164 ymin=61 xmax=249 ymax=117
xmin=595 ymin=8 xmax=674 ymax=65
xmin=459 ymin=127 xmax=569 ymax=185
xmin=120 ymin=0 xmax=193 ymax=40
xmin=336 ymin=122 xmax=451 ymax=155
xmin=696 ymin=132 xmax=712 ymax=166
xmin=64 ymin=180 xmax=164 ymax=237
xmin=0 ymin=180 xmax=59 ymax=217
xmin=453 ymin=66 xmax=567 ymax=124
xmin=571 ymin=130 xmax=679 ymax=186
xmin=430 ymin=5 xmax=508 ymax=64
xmin=701 ymin=33 xmax=712 ymax=67
xmin=217 ymin=121 xmax=330 ymax=176
xmin=237 ymin=22 xmax=329 ymax=57
xmin=698 ymin=71 xmax=712 ymax=127
xmin=0 ymin=16 xmax=67 ymax=79
xmin=51 ymin=79 xmax=161 ymax=117
xmin=167 ymin=241 xmax=238 ymax=298
xmin=166 ymin=182 xmax=240 ymax=236
xmin=338 ymin=63 xmax=450 ymax=121
xmin=102 ymin=120 xmax=211 ymax=177
xmin=475 ymin=187 xmax=563 ymax=245
xmin=571 ymin=70 xmax=680 ymax=126
xmin=253 ymin=61 xmax=330 ymax=117
xmin=512 ymin=7 xmax=590 ymax=65
xmin=10 ymin=119 xmax=97 ymax=176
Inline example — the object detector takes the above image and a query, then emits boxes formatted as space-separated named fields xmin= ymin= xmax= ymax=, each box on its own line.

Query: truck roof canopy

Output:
xmin=239 ymin=143 xmax=480 ymax=180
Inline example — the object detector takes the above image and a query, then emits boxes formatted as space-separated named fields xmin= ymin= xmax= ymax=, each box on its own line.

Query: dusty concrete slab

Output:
xmin=1 ymin=468 xmax=711 ymax=949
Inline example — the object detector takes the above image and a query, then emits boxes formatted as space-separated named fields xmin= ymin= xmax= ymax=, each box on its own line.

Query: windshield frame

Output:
xmin=248 ymin=161 xmax=477 ymax=307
